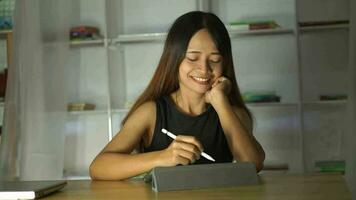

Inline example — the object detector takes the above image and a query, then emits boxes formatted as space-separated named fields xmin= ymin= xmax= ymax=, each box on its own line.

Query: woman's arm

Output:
xmin=89 ymin=102 xmax=204 ymax=180
xmin=89 ymin=102 xmax=159 ymax=180
xmin=218 ymin=100 xmax=265 ymax=172
xmin=206 ymin=78 xmax=265 ymax=172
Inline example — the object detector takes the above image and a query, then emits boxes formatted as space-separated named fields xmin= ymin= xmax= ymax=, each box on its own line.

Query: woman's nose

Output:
xmin=197 ymin=59 xmax=211 ymax=73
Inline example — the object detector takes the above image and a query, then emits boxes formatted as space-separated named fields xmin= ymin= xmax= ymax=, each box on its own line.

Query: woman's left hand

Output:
xmin=205 ymin=76 xmax=231 ymax=105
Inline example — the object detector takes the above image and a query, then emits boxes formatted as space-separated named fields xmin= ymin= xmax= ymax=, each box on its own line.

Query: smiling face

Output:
xmin=178 ymin=28 xmax=223 ymax=94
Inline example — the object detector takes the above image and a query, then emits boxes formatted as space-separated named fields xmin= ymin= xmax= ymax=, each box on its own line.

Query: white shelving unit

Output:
xmin=297 ymin=0 xmax=350 ymax=172
xmin=63 ymin=0 xmax=111 ymax=179
xmin=63 ymin=0 xmax=352 ymax=178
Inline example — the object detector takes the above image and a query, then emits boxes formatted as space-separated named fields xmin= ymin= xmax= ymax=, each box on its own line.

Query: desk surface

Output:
xmin=45 ymin=173 xmax=351 ymax=200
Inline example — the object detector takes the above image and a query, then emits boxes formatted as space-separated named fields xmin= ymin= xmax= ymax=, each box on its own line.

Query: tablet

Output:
xmin=151 ymin=162 xmax=258 ymax=192
xmin=0 ymin=180 xmax=67 ymax=200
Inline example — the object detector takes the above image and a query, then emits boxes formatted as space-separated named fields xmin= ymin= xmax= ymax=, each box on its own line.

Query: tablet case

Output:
xmin=151 ymin=162 xmax=258 ymax=192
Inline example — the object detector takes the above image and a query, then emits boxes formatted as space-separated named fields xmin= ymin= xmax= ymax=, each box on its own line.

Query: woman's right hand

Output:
xmin=156 ymin=135 xmax=204 ymax=167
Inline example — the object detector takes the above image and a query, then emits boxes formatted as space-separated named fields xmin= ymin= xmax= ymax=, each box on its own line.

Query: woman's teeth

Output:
xmin=192 ymin=77 xmax=209 ymax=82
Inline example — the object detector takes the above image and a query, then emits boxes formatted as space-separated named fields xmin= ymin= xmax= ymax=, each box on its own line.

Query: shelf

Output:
xmin=68 ymin=108 xmax=130 ymax=115
xmin=0 ymin=29 xmax=12 ymax=40
xmin=116 ymin=33 xmax=167 ymax=43
xmin=0 ymin=29 xmax=12 ymax=35
xmin=299 ymin=24 xmax=349 ymax=32
xmin=228 ymin=28 xmax=295 ymax=37
xmin=115 ymin=28 xmax=295 ymax=44
xmin=246 ymin=102 xmax=298 ymax=107
xmin=303 ymin=100 xmax=347 ymax=106
xmin=67 ymin=110 xmax=107 ymax=115
xmin=69 ymin=39 xmax=105 ymax=47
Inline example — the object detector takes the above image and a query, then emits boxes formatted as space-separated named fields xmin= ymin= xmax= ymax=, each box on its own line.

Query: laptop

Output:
xmin=0 ymin=180 xmax=67 ymax=200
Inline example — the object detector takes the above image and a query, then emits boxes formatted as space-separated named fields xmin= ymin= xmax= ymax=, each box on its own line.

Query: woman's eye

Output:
xmin=186 ymin=57 xmax=198 ymax=62
xmin=210 ymin=59 xmax=221 ymax=63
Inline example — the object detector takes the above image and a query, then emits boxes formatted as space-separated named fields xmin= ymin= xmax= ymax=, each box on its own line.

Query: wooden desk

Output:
xmin=46 ymin=173 xmax=351 ymax=200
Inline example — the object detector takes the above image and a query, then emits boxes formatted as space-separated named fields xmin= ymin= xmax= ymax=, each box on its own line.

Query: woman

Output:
xmin=90 ymin=11 xmax=265 ymax=180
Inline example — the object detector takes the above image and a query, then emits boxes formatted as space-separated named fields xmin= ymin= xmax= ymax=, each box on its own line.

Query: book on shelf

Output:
xmin=69 ymin=26 xmax=103 ymax=42
xmin=299 ymin=20 xmax=349 ymax=27
xmin=319 ymin=94 xmax=347 ymax=101
xmin=67 ymin=103 xmax=96 ymax=111
xmin=0 ymin=68 xmax=7 ymax=98
xmin=228 ymin=20 xmax=280 ymax=31
xmin=315 ymin=160 xmax=345 ymax=174
xmin=243 ymin=91 xmax=281 ymax=103
xmin=0 ymin=16 xmax=12 ymax=31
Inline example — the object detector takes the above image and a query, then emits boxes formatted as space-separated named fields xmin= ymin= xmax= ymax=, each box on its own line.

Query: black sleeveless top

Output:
xmin=143 ymin=96 xmax=233 ymax=164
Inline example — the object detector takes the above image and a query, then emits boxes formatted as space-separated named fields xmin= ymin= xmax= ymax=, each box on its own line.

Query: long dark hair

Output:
xmin=122 ymin=11 xmax=252 ymax=126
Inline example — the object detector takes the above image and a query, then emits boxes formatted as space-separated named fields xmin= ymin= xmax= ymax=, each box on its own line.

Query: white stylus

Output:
xmin=161 ymin=128 xmax=216 ymax=162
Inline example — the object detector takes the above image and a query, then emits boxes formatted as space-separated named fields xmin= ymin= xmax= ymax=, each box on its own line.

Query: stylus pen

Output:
xmin=161 ymin=128 xmax=216 ymax=162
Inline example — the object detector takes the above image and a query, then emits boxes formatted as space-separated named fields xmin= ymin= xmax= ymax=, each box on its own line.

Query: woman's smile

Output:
xmin=190 ymin=75 xmax=211 ymax=85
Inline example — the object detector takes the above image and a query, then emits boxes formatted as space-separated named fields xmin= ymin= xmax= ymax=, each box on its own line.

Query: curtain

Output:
xmin=0 ymin=0 xmax=71 ymax=180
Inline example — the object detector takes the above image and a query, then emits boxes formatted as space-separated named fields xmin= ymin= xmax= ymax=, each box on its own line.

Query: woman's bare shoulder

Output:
xmin=125 ymin=101 xmax=156 ymax=128
xmin=134 ymin=101 xmax=156 ymax=116
xmin=103 ymin=101 xmax=157 ymax=153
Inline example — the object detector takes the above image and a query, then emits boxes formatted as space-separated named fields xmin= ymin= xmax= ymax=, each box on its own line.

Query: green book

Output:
xmin=315 ymin=160 xmax=345 ymax=173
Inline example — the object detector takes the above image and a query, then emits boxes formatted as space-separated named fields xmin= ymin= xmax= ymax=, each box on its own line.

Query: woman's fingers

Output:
xmin=211 ymin=77 xmax=221 ymax=88
xmin=172 ymin=140 xmax=201 ymax=160
xmin=211 ymin=76 xmax=231 ymax=94
xmin=175 ymin=135 xmax=204 ymax=153
xmin=172 ymin=148 xmax=197 ymax=164
xmin=159 ymin=135 xmax=204 ymax=166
